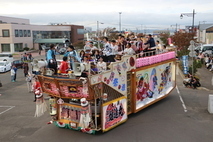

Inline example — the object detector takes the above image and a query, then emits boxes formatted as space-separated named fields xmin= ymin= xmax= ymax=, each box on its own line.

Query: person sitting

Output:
xmin=190 ymin=76 xmax=198 ymax=89
xmin=96 ymin=56 xmax=107 ymax=73
xmin=91 ymin=50 xmax=100 ymax=63
xmin=183 ymin=75 xmax=191 ymax=87
xmin=59 ymin=56 xmax=70 ymax=73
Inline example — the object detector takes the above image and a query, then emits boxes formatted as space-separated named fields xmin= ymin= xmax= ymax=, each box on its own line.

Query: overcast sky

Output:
xmin=1 ymin=0 xmax=213 ymax=31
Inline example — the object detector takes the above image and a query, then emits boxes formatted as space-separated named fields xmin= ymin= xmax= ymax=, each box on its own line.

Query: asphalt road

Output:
xmin=0 ymin=55 xmax=213 ymax=142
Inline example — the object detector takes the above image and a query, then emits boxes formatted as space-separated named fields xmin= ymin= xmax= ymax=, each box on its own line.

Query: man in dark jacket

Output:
xmin=144 ymin=34 xmax=156 ymax=56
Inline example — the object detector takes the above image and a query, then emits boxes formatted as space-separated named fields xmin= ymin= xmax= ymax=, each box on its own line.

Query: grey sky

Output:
xmin=1 ymin=0 xmax=213 ymax=31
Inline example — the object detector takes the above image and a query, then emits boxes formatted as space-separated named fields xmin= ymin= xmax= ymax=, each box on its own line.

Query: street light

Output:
xmin=119 ymin=12 xmax=122 ymax=33
xmin=97 ymin=21 xmax=104 ymax=50
xmin=180 ymin=9 xmax=196 ymax=33
xmin=180 ymin=9 xmax=196 ymax=76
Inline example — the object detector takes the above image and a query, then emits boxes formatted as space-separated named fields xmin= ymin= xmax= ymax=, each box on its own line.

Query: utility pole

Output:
xmin=119 ymin=12 xmax=122 ymax=33
xmin=171 ymin=23 xmax=179 ymax=33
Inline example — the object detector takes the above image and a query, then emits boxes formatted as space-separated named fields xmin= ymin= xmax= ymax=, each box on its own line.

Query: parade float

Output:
xmin=37 ymin=51 xmax=176 ymax=134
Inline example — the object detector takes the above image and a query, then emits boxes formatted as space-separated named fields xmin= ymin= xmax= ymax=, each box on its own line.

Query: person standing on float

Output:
xmin=46 ymin=44 xmax=57 ymax=74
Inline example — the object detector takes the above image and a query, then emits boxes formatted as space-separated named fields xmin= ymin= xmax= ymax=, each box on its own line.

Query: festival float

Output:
xmin=36 ymin=51 xmax=176 ymax=134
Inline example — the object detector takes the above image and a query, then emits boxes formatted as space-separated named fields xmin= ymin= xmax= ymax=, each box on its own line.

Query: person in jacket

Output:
xmin=59 ymin=56 xmax=69 ymax=73
xmin=23 ymin=63 xmax=29 ymax=77
xmin=46 ymin=44 xmax=57 ymax=74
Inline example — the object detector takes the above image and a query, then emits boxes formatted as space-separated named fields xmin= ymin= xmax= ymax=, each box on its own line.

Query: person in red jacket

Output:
xmin=33 ymin=77 xmax=41 ymax=102
xmin=59 ymin=56 xmax=69 ymax=73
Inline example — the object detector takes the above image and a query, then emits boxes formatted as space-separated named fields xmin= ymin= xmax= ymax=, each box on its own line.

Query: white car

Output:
xmin=0 ymin=61 xmax=11 ymax=72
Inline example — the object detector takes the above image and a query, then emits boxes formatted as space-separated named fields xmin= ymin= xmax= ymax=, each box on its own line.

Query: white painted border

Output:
xmin=0 ymin=106 xmax=15 ymax=115
xmin=176 ymin=86 xmax=187 ymax=112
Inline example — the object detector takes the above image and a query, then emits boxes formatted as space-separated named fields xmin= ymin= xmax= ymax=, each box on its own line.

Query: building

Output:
xmin=197 ymin=24 xmax=213 ymax=44
xmin=0 ymin=16 xmax=84 ymax=53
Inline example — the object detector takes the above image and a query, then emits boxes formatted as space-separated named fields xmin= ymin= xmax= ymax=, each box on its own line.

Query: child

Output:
xmin=59 ymin=56 xmax=69 ymax=73
xmin=26 ymin=73 xmax=32 ymax=93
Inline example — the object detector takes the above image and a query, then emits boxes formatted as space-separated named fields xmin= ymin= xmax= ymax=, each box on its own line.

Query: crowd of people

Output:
xmin=9 ymin=34 xmax=169 ymax=102
xmin=21 ymin=52 xmax=33 ymax=61
xmin=44 ymin=34 xmax=169 ymax=75
xmin=204 ymin=55 xmax=213 ymax=72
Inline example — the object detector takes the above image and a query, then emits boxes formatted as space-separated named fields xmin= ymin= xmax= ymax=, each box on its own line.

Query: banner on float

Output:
xmin=135 ymin=61 xmax=176 ymax=111
xmin=102 ymin=96 xmax=127 ymax=132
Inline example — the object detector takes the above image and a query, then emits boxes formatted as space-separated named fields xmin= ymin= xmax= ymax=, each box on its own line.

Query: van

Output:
xmin=200 ymin=44 xmax=213 ymax=56
xmin=0 ymin=53 xmax=14 ymax=62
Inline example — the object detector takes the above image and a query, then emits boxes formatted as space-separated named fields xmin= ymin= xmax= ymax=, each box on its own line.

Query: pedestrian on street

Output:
xmin=11 ymin=65 xmax=16 ymax=82
xmin=39 ymin=44 xmax=43 ymax=55
xmin=12 ymin=65 xmax=17 ymax=82
xmin=23 ymin=63 xmax=29 ymax=77
xmin=26 ymin=73 xmax=33 ymax=93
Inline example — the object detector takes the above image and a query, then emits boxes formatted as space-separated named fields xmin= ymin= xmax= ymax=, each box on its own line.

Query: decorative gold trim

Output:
xmin=102 ymin=96 xmax=127 ymax=106
xmin=102 ymin=119 xmax=127 ymax=132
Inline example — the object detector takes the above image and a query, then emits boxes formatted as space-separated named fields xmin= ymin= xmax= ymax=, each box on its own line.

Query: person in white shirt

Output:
xmin=102 ymin=37 xmax=112 ymax=62
xmin=96 ymin=56 xmax=107 ymax=73
xmin=156 ymin=40 xmax=162 ymax=54
xmin=89 ymin=42 xmax=98 ymax=54
xmin=110 ymin=40 xmax=118 ymax=62
xmin=123 ymin=43 xmax=135 ymax=55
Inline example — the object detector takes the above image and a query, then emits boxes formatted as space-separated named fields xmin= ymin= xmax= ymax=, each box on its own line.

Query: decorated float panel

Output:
xmin=38 ymin=76 xmax=60 ymax=97
xmin=102 ymin=96 xmax=127 ymax=132
xmin=90 ymin=55 xmax=136 ymax=97
xmin=133 ymin=59 xmax=176 ymax=112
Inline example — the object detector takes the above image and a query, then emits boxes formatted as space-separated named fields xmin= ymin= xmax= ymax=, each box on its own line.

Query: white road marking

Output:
xmin=0 ymin=106 xmax=15 ymax=115
xmin=176 ymin=86 xmax=187 ymax=112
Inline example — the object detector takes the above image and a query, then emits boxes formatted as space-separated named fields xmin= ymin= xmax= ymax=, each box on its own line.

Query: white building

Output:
xmin=197 ymin=24 xmax=213 ymax=44
xmin=0 ymin=16 xmax=84 ymax=53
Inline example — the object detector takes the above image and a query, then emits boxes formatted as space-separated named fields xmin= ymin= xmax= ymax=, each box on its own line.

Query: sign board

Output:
xmin=102 ymin=96 xmax=127 ymax=132
xmin=182 ymin=55 xmax=189 ymax=74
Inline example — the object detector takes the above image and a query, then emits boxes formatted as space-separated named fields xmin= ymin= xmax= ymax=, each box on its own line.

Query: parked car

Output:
xmin=200 ymin=44 xmax=213 ymax=56
xmin=0 ymin=61 xmax=11 ymax=73
xmin=0 ymin=53 xmax=14 ymax=62
xmin=12 ymin=60 xmax=24 ymax=68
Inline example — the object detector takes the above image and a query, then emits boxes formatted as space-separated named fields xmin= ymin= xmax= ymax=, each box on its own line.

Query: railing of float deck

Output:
xmin=136 ymin=51 xmax=176 ymax=68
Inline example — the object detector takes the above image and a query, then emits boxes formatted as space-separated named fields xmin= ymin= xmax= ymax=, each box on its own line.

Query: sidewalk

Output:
xmin=178 ymin=60 xmax=213 ymax=91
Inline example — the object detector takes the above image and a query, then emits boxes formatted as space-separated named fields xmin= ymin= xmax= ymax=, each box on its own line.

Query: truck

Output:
xmin=37 ymin=51 xmax=176 ymax=134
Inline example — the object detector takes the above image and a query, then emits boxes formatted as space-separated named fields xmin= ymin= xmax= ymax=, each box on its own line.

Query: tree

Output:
xmin=159 ymin=33 xmax=170 ymax=46
xmin=171 ymin=32 xmax=196 ymax=58
xmin=171 ymin=32 xmax=195 ymax=51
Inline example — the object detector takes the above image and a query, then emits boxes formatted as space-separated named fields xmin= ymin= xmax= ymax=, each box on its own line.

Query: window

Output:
xmin=27 ymin=30 xmax=31 ymax=37
xmin=15 ymin=30 xmax=19 ymax=37
xmin=1 ymin=44 xmax=11 ymax=52
xmin=14 ymin=43 xmax=23 ymax=52
xmin=19 ymin=30 xmax=23 ymax=37
xmin=2 ymin=29 xmax=10 ymax=37
xmin=24 ymin=30 xmax=27 ymax=37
